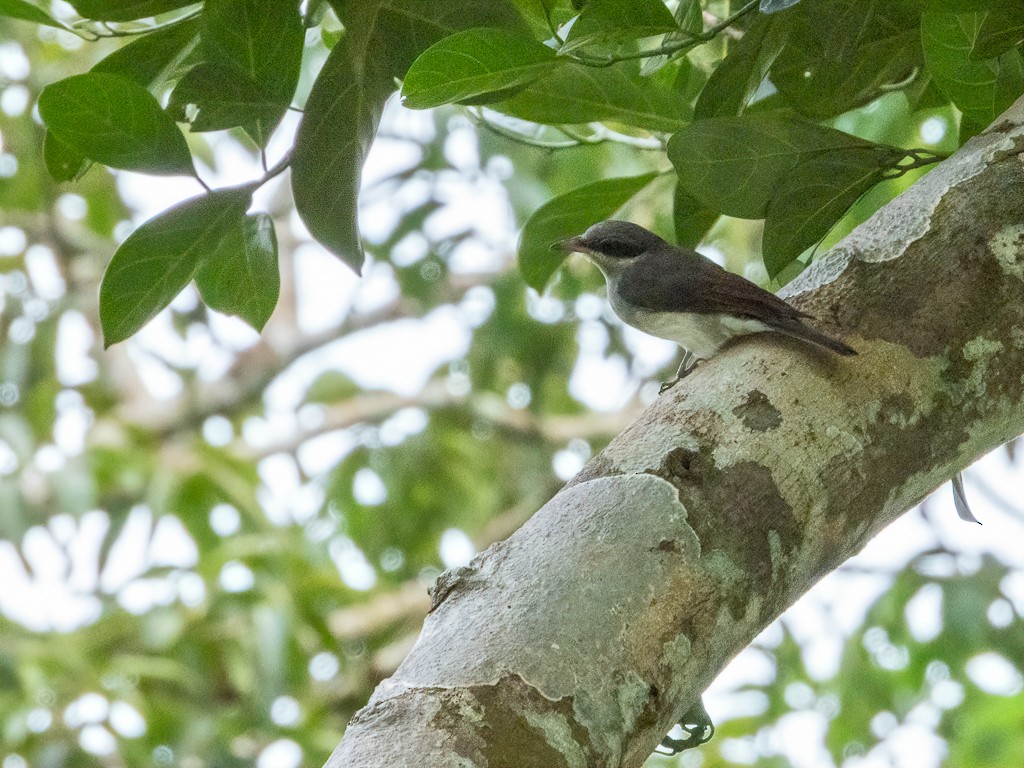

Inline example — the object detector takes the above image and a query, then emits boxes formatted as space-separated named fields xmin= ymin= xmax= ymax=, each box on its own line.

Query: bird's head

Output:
xmin=554 ymin=220 xmax=666 ymax=276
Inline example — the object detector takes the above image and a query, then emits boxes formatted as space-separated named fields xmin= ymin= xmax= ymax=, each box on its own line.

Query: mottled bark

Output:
xmin=326 ymin=102 xmax=1024 ymax=767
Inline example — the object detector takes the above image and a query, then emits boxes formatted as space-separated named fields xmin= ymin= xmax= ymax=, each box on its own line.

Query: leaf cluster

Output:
xmin=11 ymin=0 xmax=1020 ymax=340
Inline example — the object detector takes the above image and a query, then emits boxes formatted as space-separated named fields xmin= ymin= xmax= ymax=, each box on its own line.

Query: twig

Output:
xmin=566 ymin=0 xmax=759 ymax=67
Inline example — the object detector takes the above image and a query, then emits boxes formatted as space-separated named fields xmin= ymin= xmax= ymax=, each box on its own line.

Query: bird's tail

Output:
xmin=772 ymin=318 xmax=857 ymax=356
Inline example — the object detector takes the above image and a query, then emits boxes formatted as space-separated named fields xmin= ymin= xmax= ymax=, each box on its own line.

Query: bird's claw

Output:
xmin=655 ymin=699 xmax=715 ymax=756
xmin=658 ymin=378 xmax=679 ymax=395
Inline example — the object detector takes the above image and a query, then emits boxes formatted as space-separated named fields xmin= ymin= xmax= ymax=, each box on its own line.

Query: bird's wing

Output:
xmin=619 ymin=246 xmax=812 ymax=323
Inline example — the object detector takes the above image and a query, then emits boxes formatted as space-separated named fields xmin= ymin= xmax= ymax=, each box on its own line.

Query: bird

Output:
xmin=554 ymin=220 xmax=856 ymax=392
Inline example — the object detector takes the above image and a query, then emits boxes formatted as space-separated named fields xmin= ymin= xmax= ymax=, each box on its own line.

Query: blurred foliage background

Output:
xmin=0 ymin=3 xmax=1023 ymax=768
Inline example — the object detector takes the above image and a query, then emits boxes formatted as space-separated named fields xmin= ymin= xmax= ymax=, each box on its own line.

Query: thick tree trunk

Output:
xmin=325 ymin=102 xmax=1024 ymax=767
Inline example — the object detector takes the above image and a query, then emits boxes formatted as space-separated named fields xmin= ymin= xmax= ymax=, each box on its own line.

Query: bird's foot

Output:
xmin=656 ymin=698 xmax=715 ymax=756
xmin=658 ymin=352 xmax=698 ymax=396
xmin=658 ymin=378 xmax=679 ymax=395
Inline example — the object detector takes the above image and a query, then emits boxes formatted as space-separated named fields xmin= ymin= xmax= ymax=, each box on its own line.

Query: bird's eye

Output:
xmin=598 ymin=239 xmax=641 ymax=259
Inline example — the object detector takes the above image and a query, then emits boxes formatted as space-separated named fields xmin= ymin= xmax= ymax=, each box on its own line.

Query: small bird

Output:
xmin=555 ymin=220 xmax=856 ymax=391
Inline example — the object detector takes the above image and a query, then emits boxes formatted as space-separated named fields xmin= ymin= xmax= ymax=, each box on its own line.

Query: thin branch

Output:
xmin=566 ymin=0 xmax=759 ymax=67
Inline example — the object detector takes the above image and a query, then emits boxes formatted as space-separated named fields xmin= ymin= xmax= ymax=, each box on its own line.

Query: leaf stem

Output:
xmin=881 ymin=148 xmax=948 ymax=179
xmin=565 ymin=0 xmax=759 ymax=67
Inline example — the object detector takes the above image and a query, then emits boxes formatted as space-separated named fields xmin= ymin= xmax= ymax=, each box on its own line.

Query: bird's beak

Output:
xmin=552 ymin=236 xmax=584 ymax=254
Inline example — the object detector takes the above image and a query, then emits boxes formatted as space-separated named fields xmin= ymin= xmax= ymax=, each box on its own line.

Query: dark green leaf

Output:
xmin=198 ymin=0 xmax=304 ymax=146
xmin=694 ymin=14 xmax=786 ymax=118
xmin=100 ymin=189 xmax=251 ymax=346
xmin=668 ymin=113 xmax=874 ymax=218
xmin=639 ymin=0 xmax=702 ymax=75
xmin=673 ymin=183 xmax=718 ymax=249
xmin=67 ymin=0 xmax=197 ymax=21
xmin=923 ymin=0 xmax=996 ymax=11
xmin=402 ymin=28 xmax=559 ymax=109
xmin=923 ymin=11 xmax=1024 ymax=139
xmin=0 ymin=0 xmax=70 ymax=28
xmin=168 ymin=63 xmax=286 ymax=139
xmin=195 ymin=213 xmax=279 ymax=331
xmin=561 ymin=0 xmax=677 ymax=53
xmin=770 ymin=0 xmax=923 ymax=119
xmin=92 ymin=16 xmax=200 ymax=88
xmin=494 ymin=60 xmax=688 ymax=131
xmin=762 ymin=147 xmax=888 ymax=277
xmin=38 ymin=72 xmax=194 ymax=176
xmin=43 ymin=131 xmax=91 ymax=182
xmin=971 ymin=3 xmax=1024 ymax=60
xmin=518 ymin=172 xmax=659 ymax=290
xmin=292 ymin=1 xmax=526 ymax=271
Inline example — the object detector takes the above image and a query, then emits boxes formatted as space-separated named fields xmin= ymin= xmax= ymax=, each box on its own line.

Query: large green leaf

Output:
xmin=971 ymin=3 xmax=1024 ymax=60
xmin=762 ymin=147 xmax=891 ymax=277
xmin=517 ymin=172 xmax=659 ymax=290
xmin=92 ymin=16 xmax=200 ymax=88
xmin=694 ymin=14 xmax=787 ymax=118
xmin=291 ymin=1 xmax=526 ymax=272
xmin=43 ymin=131 xmax=90 ymax=182
xmin=673 ymin=183 xmax=718 ymax=249
xmin=402 ymin=28 xmax=559 ymax=109
xmin=195 ymin=213 xmax=279 ymax=331
xmin=667 ymin=113 xmax=874 ymax=218
xmin=769 ymin=0 xmax=923 ymax=119
xmin=561 ymin=0 xmax=677 ymax=53
xmin=67 ymin=0 xmax=197 ymax=20
xmin=100 ymin=189 xmax=251 ymax=346
xmin=0 ymin=0 xmax=70 ymax=28
xmin=167 ymin=63 xmax=287 ymax=138
xmin=493 ymin=60 xmax=688 ymax=131
xmin=38 ymin=72 xmax=195 ymax=176
xmin=922 ymin=11 xmax=1024 ymax=138
xmin=192 ymin=0 xmax=304 ymax=146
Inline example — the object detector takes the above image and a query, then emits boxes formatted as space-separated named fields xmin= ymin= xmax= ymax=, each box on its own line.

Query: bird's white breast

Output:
xmin=608 ymin=292 xmax=769 ymax=359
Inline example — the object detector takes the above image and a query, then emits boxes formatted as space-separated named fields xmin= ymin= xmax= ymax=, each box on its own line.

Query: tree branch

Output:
xmin=325 ymin=100 xmax=1024 ymax=766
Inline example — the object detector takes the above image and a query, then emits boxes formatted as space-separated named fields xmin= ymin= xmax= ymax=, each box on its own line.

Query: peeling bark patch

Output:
xmin=428 ymin=565 xmax=478 ymax=612
xmin=454 ymin=676 xmax=590 ymax=768
xmin=732 ymin=390 xmax=782 ymax=432
xmin=657 ymin=446 xmax=801 ymax=599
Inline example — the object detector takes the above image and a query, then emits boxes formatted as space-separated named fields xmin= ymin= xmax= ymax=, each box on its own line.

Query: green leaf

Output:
xmin=493 ymin=60 xmax=688 ymax=131
xmin=196 ymin=0 xmax=304 ymax=146
xmin=194 ymin=213 xmax=279 ymax=331
xmin=762 ymin=147 xmax=890 ymax=277
xmin=667 ymin=113 xmax=874 ymax=218
xmin=92 ymin=16 xmax=200 ymax=88
xmin=971 ymin=3 xmax=1024 ymax=60
xmin=168 ymin=63 xmax=287 ymax=140
xmin=292 ymin=1 xmax=526 ymax=272
xmin=922 ymin=11 xmax=1024 ymax=137
xmin=694 ymin=14 xmax=787 ymax=118
xmin=38 ymin=72 xmax=195 ymax=176
xmin=67 ymin=0 xmax=198 ymax=21
xmin=517 ymin=172 xmax=659 ymax=290
xmin=640 ymin=0 xmax=702 ymax=75
xmin=0 ymin=0 xmax=70 ymax=28
xmin=769 ymin=0 xmax=923 ymax=119
xmin=673 ymin=183 xmax=718 ymax=249
xmin=561 ymin=0 xmax=677 ymax=53
xmin=100 ymin=189 xmax=251 ymax=346
xmin=402 ymin=28 xmax=559 ymax=109
xmin=43 ymin=131 xmax=91 ymax=182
